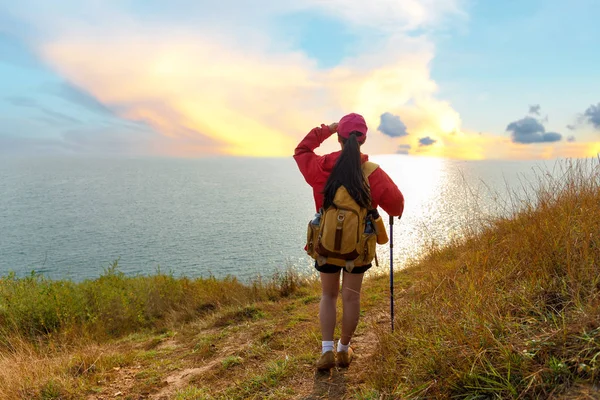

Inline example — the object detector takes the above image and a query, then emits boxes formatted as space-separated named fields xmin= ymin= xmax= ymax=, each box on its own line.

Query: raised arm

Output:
xmin=293 ymin=124 xmax=335 ymax=186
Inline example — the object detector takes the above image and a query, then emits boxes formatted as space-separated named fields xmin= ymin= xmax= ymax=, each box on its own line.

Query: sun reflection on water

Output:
xmin=369 ymin=155 xmax=539 ymax=269
xmin=371 ymin=155 xmax=450 ymax=267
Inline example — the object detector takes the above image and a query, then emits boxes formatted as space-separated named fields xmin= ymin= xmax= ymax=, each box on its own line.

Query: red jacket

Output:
xmin=294 ymin=124 xmax=404 ymax=217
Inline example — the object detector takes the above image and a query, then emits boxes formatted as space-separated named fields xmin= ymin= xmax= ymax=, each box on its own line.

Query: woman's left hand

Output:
xmin=328 ymin=122 xmax=339 ymax=133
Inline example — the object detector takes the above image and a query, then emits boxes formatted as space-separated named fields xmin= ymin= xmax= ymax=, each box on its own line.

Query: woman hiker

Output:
xmin=294 ymin=113 xmax=404 ymax=371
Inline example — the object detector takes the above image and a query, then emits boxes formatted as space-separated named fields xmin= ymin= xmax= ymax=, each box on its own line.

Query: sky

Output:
xmin=1 ymin=0 xmax=599 ymax=159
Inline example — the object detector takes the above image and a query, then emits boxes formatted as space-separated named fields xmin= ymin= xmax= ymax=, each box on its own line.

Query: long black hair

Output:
xmin=322 ymin=132 xmax=371 ymax=209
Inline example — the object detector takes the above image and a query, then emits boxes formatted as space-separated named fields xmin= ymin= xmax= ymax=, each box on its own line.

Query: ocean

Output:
xmin=0 ymin=155 xmax=554 ymax=281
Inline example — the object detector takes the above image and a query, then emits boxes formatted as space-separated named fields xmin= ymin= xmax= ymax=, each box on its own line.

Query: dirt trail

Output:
xmin=84 ymin=278 xmax=393 ymax=399
xmin=85 ymin=319 xmax=254 ymax=399
xmin=87 ymin=366 xmax=143 ymax=400
xmin=293 ymin=310 xmax=389 ymax=400
xmin=150 ymin=360 xmax=220 ymax=399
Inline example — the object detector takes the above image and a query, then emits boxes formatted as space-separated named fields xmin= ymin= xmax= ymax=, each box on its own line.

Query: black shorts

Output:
xmin=314 ymin=261 xmax=372 ymax=274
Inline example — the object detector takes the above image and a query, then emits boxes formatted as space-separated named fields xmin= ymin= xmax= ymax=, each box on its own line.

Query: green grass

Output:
xmin=212 ymin=305 xmax=266 ymax=328
xmin=221 ymin=356 xmax=243 ymax=369
xmin=225 ymin=358 xmax=294 ymax=398
xmin=174 ymin=386 xmax=212 ymax=400
xmin=301 ymin=295 xmax=320 ymax=305
xmin=39 ymin=379 xmax=66 ymax=400
xmin=0 ymin=265 xmax=312 ymax=345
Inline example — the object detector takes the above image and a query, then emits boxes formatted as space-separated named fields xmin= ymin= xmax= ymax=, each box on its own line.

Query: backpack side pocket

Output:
xmin=306 ymin=221 xmax=320 ymax=260
xmin=355 ymin=232 xmax=377 ymax=266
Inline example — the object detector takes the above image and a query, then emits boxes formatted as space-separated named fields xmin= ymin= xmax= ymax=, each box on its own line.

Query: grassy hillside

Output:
xmin=0 ymin=263 xmax=306 ymax=344
xmin=366 ymin=159 xmax=600 ymax=399
xmin=1 ymin=159 xmax=599 ymax=399
xmin=0 ymin=265 xmax=318 ymax=399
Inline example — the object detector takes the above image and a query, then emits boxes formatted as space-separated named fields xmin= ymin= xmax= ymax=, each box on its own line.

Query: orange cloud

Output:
xmin=39 ymin=28 xmax=453 ymax=157
xmin=26 ymin=3 xmax=598 ymax=160
xmin=42 ymin=34 xmax=327 ymax=157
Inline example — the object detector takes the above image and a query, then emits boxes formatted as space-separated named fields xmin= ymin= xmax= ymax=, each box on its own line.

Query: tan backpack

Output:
xmin=306 ymin=161 xmax=379 ymax=272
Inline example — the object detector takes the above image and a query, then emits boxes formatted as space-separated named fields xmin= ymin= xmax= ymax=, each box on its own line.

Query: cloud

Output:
xmin=61 ymin=129 xmax=144 ymax=153
xmin=505 ymin=116 xmax=562 ymax=144
xmin=297 ymin=0 xmax=465 ymax=33
xmin=5 ymin=0 xmax=464 ymax=36
xmin=32 ymin=26 xmax=456 ymax=157
xmin=418 ymin=136 xmax=436 ymax=146
xmin=5 ymin=2 xmax=593 ymax=160
xmin=566 ymin=124 xmax=576 ymax=131
xmin=529 ymin=104 xmax=541 ymax=116
xmin=583 ymin=103 xmax=600 ymax=129
xmin=44 ymin=82 xmax=113 ymax=116
xmin=567 ymin=136 xmax=576 ymax=142
xmin=542 ymin=132 xmax=562 ymax=142
xmin=397 ymin=144 xmax=411 ymax=155
xmin=6 ymin=96 xmax=36 ymax=107
xmin=378 ymin=112 xmax=408 ymax=137
xmin=0 ymin=32 xmax=43 ymax=69
xmin=0 ymin=135 xmax=75 ymax=154
xmin=23 ymin=1 xmax=581 ymax=161
xmin=6 ymin=95 xmax=81 ymax=124
xmin=0 ymin=0 xmax=472 ymax=157
xmin=507 ymin=117 xmax=545 ymax=136
xmin=0 ymin=130 xmax=130 ymax=156
xmin=0 ymin=121 xmax=213 ymax=156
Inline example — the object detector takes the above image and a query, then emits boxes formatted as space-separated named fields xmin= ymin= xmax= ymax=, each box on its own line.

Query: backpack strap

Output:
xmin=362 ymin=161 xmax=379 ymax=179
xmin=362 ymin=161 xmax=379 ymax=210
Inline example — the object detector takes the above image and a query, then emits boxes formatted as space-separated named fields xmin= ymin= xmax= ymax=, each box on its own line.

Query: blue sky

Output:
xmin=1 ymin=0 xmax=599 ymax=159
xmin=431 ymin=0 xmax=600 ymax=134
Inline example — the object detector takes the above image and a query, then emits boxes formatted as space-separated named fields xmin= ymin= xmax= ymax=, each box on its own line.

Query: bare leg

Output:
xmin=340 ymin=271 xmax=365 ymax=345
xmin=319 ymin=271 xmax=341 ymax=341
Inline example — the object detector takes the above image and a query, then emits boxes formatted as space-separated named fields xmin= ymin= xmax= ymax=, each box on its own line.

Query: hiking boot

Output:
xmin=316 ymin=351 xmax=335 ymax=371
xmin=336 ymin=347 xmax=354 ymax=368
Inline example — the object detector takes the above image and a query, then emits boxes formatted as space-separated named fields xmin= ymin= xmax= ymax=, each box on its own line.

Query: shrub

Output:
xmin=0 ymin=262 xmax=314 ymax=345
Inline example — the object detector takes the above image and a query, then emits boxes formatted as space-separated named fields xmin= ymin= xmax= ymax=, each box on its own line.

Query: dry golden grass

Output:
xmin=0 ymin=334 xmax=131 ymax=399
xmin=364 ymin=158 xmax=600 ymax=399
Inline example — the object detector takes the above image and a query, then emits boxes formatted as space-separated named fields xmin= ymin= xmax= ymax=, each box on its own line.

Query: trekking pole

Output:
xmin=389 ymin=215 xmax=394 ymax=333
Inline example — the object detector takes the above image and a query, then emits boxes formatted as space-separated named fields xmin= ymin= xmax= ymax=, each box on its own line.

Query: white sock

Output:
xmin=322 ymin=341 xmax=334 ymax=354
xmin=337 ymin=340 xmax=350 ymax=353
